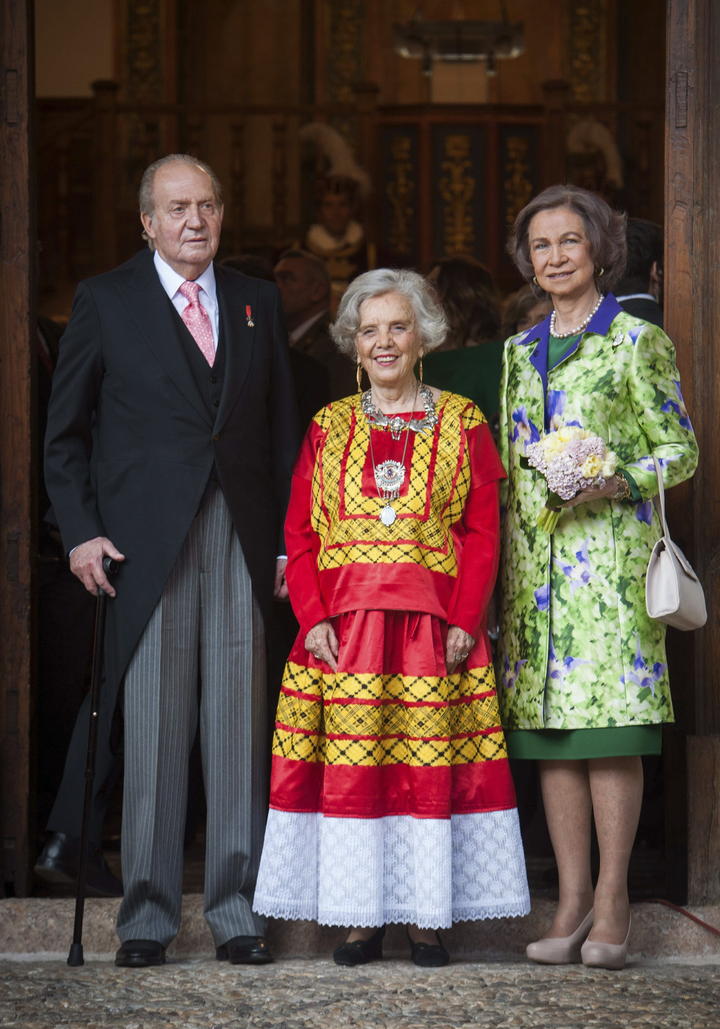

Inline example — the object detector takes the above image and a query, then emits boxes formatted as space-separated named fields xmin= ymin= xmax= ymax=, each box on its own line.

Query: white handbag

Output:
xmin=645 ymin=455 xmax=707 ymax=630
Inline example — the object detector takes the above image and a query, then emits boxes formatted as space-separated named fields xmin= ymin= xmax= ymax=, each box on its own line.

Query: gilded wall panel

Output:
xmin=568 ymin=0 xmax=609 ymax=102
xmin=432 ymin=125 xmax=486 ymax=262
xmin=500 ymin=126 xmax=538 ymax=238
xmin=118 ymin=0 xmax=178 ymax=245
xmin=322 ymin=0 xmax=365 ymax=143
xmin=498 ymin=124 xmax=540 ymax=275
xmin=378 ymin=125 xmax=419 ymax=266
xmin=122 ymin=0 xmax=167 ymax=100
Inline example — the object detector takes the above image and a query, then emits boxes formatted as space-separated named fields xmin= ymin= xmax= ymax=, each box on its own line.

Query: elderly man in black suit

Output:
xmin=44 ymin=154 xmax=298 ymax=968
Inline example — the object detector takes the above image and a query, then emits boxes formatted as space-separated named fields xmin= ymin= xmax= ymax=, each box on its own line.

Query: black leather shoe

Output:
xmin=407 ymin=929 xmax=450 ymax=968
xmin=333 ymin=926 xmax=385 ymax=967
xmin=216 ymin=936 xmax=274 ymax=965
xmin=34 ymin=832 xmax=123 ymax=897
xmin=115 ymin=939 xmax=166 ymax=967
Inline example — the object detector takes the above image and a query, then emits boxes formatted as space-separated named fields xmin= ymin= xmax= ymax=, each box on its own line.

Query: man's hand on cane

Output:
xmin=70 ymin=537 xmax=125 ymax=597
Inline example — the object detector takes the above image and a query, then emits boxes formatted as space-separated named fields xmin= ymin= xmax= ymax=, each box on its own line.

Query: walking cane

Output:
xmin=67 ymin=556 xmax=119 ymax=967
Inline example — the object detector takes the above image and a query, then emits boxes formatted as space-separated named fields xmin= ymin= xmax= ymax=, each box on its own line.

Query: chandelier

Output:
xmin=393 ymin=5 xmax=524 ymax=77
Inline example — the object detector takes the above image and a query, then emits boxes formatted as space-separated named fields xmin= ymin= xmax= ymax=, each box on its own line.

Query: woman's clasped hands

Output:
xmin=305 ymin=620 xmax=474 ymax=674
xmin=305 ymin=620 xmax=339 ymax=671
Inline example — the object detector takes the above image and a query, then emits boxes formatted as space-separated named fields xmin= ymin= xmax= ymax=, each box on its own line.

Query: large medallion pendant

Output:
xmin=380 ymin=504 xmax=397 ymax=526
xmin=374 ymin=459 xmax=406 ymax=495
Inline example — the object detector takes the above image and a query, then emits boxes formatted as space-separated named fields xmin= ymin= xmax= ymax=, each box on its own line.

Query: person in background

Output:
xmin=614 ymin=217 xmax=664 ymax=328
xmin=274 ymin=248 xmax=354 ymax=406
xmin=44 ymin=153 xmax=298 ymax=968
xmin=501 ymin=284 xmax=553 ymax=339
xmin=303 ymin=178 xmax=369 ymax=306
xmin=253 ymin=268 xmax=530 ymax=967
xmin=498 ymin=184 xmax=698 ymax=970
xmin=220 ymin=252 xmax=276 ymax=282
xmin=422 ymin=256 xmax=504 ymax=428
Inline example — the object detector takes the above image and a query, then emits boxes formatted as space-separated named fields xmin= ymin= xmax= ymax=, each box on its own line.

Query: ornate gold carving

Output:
xmin=438 ymin=134 xmax=475 ymax=255
xmin=569 ymin=0 xmax=607 ymax=103
xmin=385 ymin=136 xmax=415 ymax=256
xmin=503 ymin=136 xmax=534 ymax=235
xmin=327 ymin=0 xmax=364 ymax=103
xmin=125 ymin=1 xmax=164 ymax=101
xmin=326 ymin=1 xmax=364 ymax=144
xmin=122 ymin=1 xmax=166 ymax=207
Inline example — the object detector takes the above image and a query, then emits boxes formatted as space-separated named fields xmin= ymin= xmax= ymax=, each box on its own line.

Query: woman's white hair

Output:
xmin=330 ymin=269 xmax=448 ymax=357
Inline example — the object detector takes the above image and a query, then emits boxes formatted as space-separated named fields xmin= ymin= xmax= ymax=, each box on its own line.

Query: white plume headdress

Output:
xmin=566 ymin=118 xmax=624 ymax=189
xmin=299 ymin=122 xmax=371 ymax=197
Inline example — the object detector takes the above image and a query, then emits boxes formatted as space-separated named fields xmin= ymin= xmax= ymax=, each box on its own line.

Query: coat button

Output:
xmin=212 ymin=433 xmax=220 ymax=441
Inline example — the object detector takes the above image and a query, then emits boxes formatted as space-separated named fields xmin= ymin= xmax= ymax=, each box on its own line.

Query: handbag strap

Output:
xmin=652 ymin=454 xmax=671 ymax=539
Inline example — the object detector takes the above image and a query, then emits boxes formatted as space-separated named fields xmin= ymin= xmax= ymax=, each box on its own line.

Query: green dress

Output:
xmin=423 ymin=341 xmax=504 ymax=425
xmin=497 ymin=296 xmax=699 ymax=759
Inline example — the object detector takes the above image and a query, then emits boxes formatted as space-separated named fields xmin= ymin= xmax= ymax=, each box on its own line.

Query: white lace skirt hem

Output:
xmin=253 ymin=808 xmax=531 ymax=930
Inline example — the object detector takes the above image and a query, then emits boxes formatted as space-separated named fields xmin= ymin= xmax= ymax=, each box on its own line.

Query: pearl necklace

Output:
xmin=550 ymin=294 xmax=604 ymax=338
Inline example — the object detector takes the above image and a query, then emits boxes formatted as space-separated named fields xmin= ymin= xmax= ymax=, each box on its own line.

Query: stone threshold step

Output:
xmin=1 ymin=897 xmax=718 ymax=962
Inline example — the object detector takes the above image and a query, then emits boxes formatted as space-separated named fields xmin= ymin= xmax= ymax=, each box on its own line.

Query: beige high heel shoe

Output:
xmin=526 ymin=909 xmax=594 ymax=964
xmin=581 ymin=916 xmax=631 ymax=970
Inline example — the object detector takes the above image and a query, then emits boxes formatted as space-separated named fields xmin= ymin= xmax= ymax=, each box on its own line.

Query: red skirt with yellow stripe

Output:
xmin=253 ymin=611 xmax=530 ymax=929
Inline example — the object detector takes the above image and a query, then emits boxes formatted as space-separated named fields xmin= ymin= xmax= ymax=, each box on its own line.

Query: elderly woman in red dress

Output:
xmin=253 ymin=269 xmax=529 ymax=966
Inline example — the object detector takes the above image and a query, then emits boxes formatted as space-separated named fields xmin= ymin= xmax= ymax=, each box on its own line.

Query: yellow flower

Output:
xmin=602 ymin=452 xmax=618 ymax=476
xmin=542 ymin=436 xmax=565 ymax=460
xmin=581 ymin=454 xmax=602 ymax=478
xmin=556 ymin=425 xmax=587 ymax=444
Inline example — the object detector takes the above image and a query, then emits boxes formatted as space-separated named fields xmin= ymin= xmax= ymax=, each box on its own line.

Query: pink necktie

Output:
xmin=179 ymin=280 xmax=215 ymax=366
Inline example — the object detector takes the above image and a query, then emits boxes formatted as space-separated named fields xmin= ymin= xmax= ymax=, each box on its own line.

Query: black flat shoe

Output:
xmin=115 ymin=939 xmax=166 ymax=968
xmin=333 ymin=926 xmax=385 ymax=967
xmin=215 ymin=936 xmax=274 ymax=965
xmin=407 ymin=930 xmax=449 ymax=967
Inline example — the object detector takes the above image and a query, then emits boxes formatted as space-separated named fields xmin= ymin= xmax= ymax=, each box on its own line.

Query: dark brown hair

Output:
xmin=507 ymin=184 xmax=627 ymax=294
xmin=430 ymin=256 xmax=501 ymax=347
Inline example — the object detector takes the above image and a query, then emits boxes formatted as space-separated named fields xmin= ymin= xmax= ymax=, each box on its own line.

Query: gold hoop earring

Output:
xmin=532 ymin=276 xmax=538 ymax=286
xmin=597 ymin=267 xmax=605 ymax=278
xmin=356 ymin=360 xmax=363 ymax=393
xmin=418 ymin=353 xmax=424 ymax=385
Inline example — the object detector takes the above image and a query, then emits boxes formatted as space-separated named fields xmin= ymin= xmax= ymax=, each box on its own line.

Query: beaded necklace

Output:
xmin=549 ymin=294 xmax=604 ymax=338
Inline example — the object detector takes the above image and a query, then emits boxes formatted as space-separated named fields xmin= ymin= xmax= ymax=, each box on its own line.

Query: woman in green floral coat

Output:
xmin=498 ymin=185 xmax=698 ymax=970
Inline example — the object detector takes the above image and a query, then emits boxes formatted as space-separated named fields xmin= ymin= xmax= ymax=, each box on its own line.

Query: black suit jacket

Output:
xmin=293 ymin=313 xmax=356 ymax=402
xmin=617 ymin=295 xmax=663 ymax=328
xmin=45 ymin=249 xmax=299 ymax=705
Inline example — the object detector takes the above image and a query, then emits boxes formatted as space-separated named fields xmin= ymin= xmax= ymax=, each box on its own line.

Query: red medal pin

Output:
xmin=245 ymin=304 xmax=254 ymax=327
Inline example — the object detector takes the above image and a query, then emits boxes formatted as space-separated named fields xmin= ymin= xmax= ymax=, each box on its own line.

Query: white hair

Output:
xmin=330 ymin=269 xmax=448 ymax=357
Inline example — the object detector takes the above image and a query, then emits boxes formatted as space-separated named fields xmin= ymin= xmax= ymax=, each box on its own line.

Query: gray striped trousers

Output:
xmin=116 ymin=486 xmax=268 ymax=947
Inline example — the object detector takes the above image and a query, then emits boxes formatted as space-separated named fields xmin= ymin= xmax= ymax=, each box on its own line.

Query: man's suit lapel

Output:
xmin=214 ymin=266 xmax=254 ymax=433
xmin=119 ymin=251 xmax=212 ymax=425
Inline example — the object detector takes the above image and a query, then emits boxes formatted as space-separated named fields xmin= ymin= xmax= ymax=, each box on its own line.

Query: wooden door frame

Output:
xmin=1 ymin=0 xmax=35 ymax=896
xmin=664 ymin=0 xmax=720 ymax=905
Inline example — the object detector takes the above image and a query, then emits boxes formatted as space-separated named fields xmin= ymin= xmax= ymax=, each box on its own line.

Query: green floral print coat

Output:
xmin=497 ymin=294 xmax=699 ymax=731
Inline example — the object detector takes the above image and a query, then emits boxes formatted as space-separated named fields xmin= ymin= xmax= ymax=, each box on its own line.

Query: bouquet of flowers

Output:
xmin=523 ymin=426 xmax=618 ymax=533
